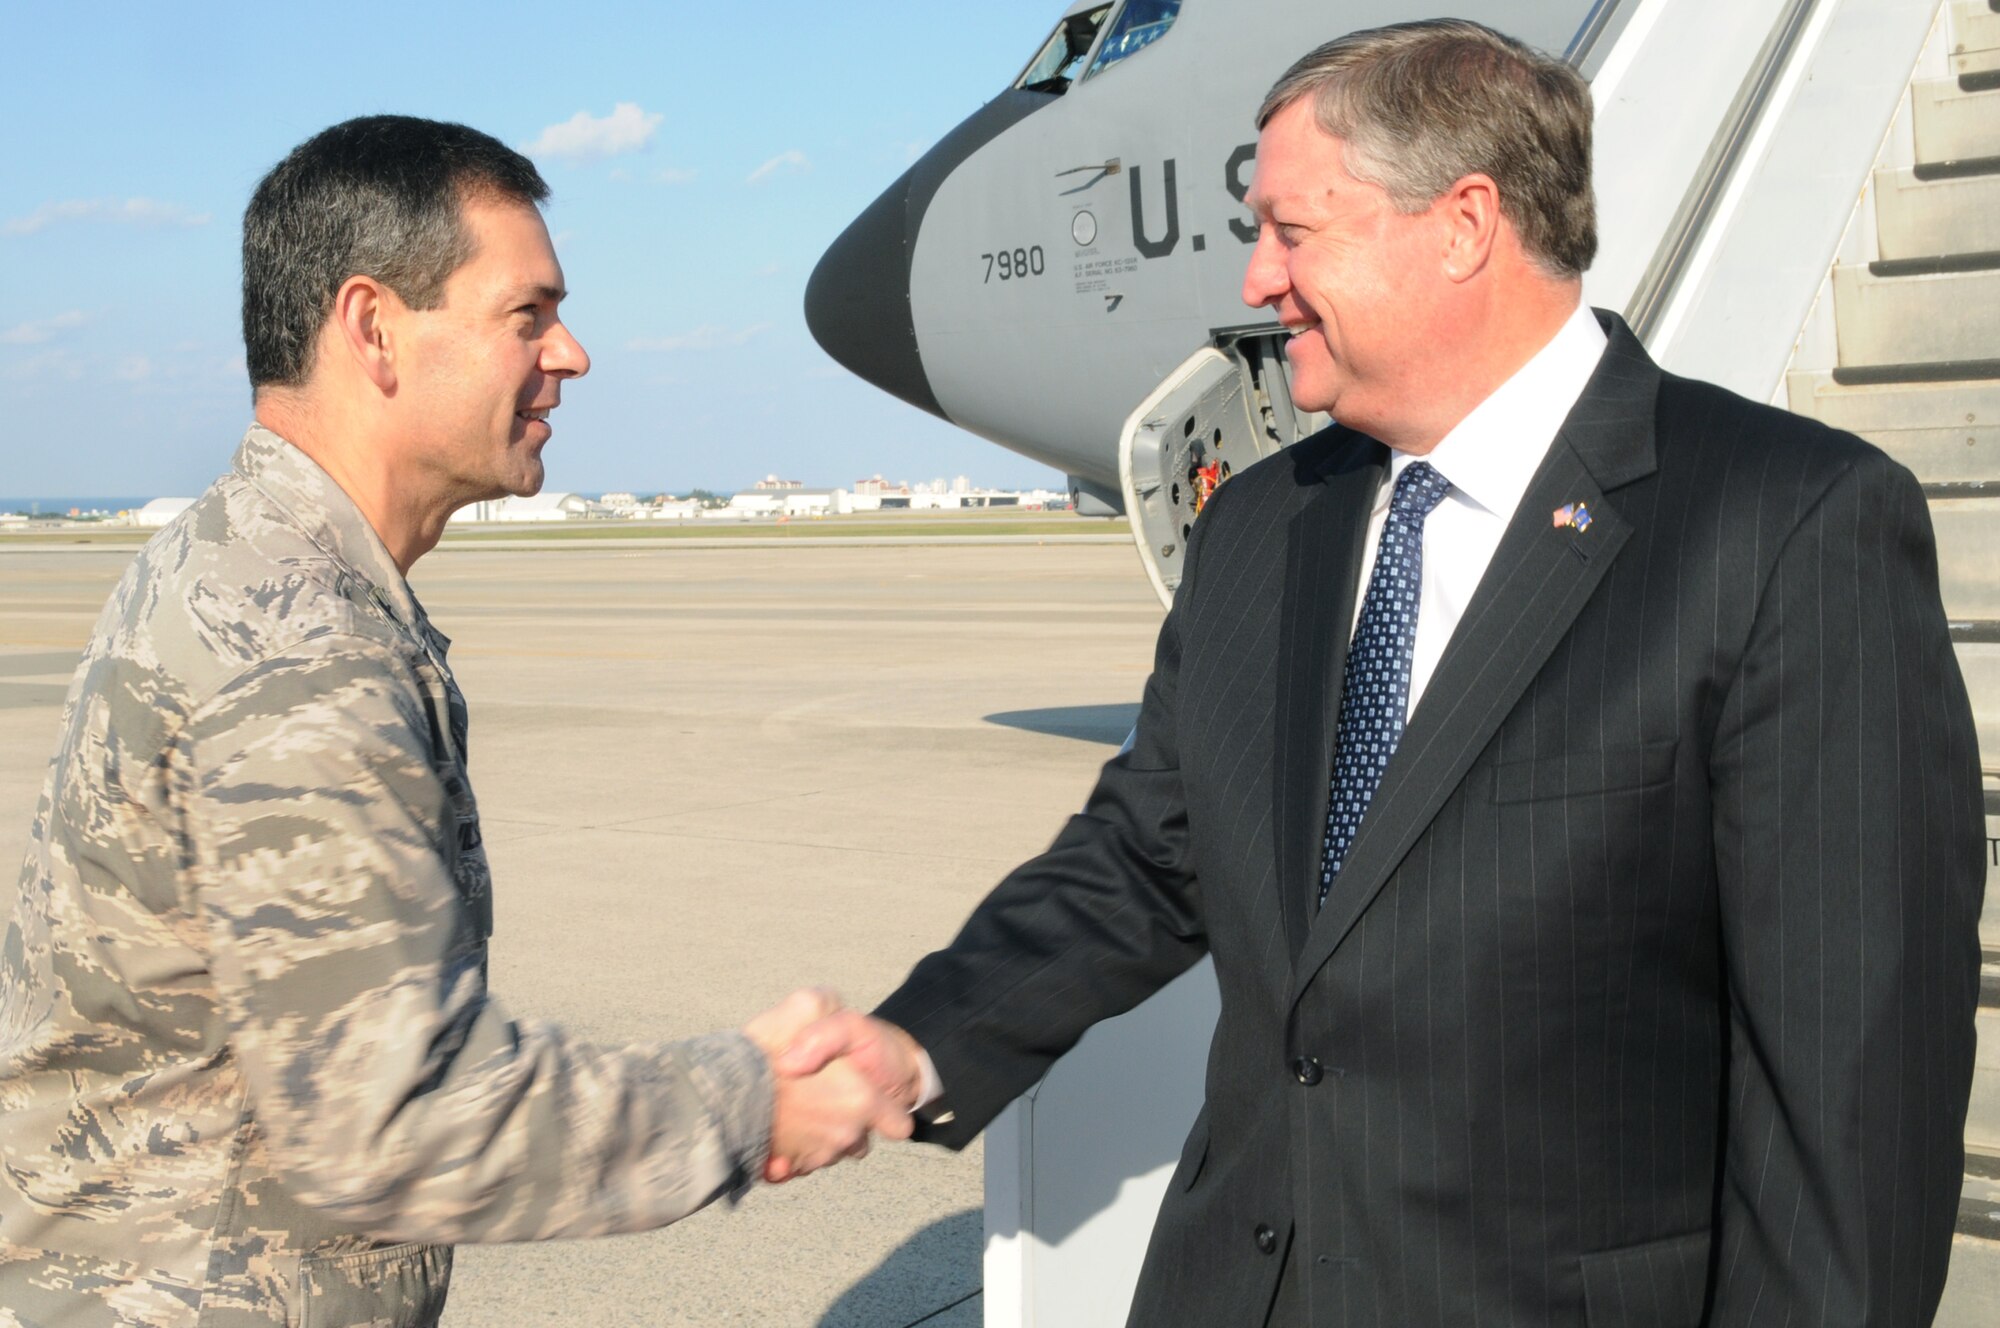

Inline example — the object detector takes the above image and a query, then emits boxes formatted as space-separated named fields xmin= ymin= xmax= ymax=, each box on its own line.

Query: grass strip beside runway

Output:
xmin=2 ymin=516 xmax=1133 ymax=546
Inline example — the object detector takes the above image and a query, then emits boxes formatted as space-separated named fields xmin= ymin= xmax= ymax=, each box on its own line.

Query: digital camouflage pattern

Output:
xmin=0 ymin=427 xmax=773 ymax=1327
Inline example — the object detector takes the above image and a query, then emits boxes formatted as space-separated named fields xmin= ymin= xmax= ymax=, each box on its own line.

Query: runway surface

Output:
xmin=0 ymin=540 xmax=1166 ymax=1327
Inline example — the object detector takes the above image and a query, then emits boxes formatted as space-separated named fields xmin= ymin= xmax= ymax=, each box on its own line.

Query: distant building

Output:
xmin=726 ymin=488 xmax=851 ymax=517
xmin=598 ymin=491 xmax=642 ymax=513
xmin=449 ymin=493 xmax=604 ymax=523
xmin=752 ymin=475 xmax=803 ymax=491
xmin=852 ymin=475 xmax=910 ymax=497
xmin=133 ymin=498 xmax=195 ymax=529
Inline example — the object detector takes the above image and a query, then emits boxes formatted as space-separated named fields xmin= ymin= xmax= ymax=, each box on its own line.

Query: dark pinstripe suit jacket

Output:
xmin=875 ymin=314 xmax=1986 ymax=1326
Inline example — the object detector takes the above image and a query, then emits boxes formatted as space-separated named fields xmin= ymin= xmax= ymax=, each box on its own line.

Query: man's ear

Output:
xmin=329 ymin=275 xmax=401 ymax=394
xmin=1438 ymin=173 xmax=1503 ymax=284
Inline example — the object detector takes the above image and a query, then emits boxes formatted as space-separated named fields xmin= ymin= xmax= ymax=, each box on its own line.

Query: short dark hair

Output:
xmin=242 ymin=115 xmax=549 ymax=389
xmin=1258 ymin=20 xmax=1596 ymax=278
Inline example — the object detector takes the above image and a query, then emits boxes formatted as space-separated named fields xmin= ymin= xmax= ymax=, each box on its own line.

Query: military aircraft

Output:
xmin=806 ymin=1 xmax=1998 ymax=1323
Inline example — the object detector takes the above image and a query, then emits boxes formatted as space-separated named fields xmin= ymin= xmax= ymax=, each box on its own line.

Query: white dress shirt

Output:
xmin=1351 ymin=302 xmax=1607 ymax=718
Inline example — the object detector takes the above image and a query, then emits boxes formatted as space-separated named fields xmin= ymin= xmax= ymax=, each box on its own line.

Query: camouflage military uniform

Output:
xmin=0 ymin=427 xmax=772 ymax=1327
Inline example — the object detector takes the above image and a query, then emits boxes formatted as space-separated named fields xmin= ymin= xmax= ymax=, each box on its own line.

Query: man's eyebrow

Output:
xmin=504 ymin=283 xmax=568 ymax=304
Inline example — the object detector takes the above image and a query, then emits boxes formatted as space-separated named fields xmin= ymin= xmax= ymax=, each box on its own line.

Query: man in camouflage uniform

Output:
xmin=0 ymin=116 xmax=904 ymax=1328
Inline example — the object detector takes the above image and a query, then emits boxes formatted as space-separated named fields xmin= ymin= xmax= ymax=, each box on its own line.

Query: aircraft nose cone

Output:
xmin=805 ymin=87 xmax=1053 ymax=423
xmin=805 ymin=177 xmax=945 ymax=420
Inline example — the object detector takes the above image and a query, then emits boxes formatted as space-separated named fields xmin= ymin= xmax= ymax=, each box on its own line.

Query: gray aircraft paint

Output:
xmin=895 ymin=0 xmax=1594 ymax=487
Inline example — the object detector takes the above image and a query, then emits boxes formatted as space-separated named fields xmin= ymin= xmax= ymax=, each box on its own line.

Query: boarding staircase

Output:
xmin=1783 ymin=1 xmax=2000 ymax=1315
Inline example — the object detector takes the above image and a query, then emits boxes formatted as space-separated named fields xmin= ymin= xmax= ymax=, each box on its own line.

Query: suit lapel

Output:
xmin=1287 ymin=314 xmax=1662 ymax=1001
xmin=1271 ymin=435 xmax=1385 ymax=961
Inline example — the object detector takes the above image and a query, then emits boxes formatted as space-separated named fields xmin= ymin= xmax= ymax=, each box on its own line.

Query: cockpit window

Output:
xmin=1016 ymin=6 xmax=1114 ymax=95
xmin=1085 ymin=0 xmax=1182 ymax=78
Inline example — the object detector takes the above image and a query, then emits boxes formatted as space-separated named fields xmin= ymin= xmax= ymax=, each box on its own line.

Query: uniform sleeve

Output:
xmin=1707 ymin=453 xmax=1984 ymax=1323
xmin=180 ymin=634 xmax=772 ymax=1244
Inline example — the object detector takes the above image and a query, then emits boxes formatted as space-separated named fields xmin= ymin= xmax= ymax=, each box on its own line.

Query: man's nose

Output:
xmin=1241 ymin=229 xmax=1286 ymax=310
xmin=545 ymin=322 xmax=590 ymax=379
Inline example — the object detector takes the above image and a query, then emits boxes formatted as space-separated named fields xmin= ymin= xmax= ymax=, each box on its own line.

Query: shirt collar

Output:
xmin=231 ymin=423 xmax=431 ymax=638
xmin=1379 ymin=302 xmax=1608 ymax=517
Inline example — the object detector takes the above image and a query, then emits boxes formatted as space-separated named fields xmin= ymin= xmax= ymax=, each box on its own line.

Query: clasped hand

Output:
xmin=742 ymin=989 xmax=926 ymax=1183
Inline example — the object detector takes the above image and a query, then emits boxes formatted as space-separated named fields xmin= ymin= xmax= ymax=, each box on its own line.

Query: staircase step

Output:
xmin=1914 ymin=154 xmax=2000 ymax=183
xmin=1871 ymin=250 xmax=2000 ymax=278
xmin=1833 ymin=265 xmax=2000 ymax=367
xmin=1894 ymin=436 xmax=1999 ymax=482
xmin=1832 ymin=360 xmax=2000 ymax=387
xmin=1915 ymin=78 xmax=2000 ymax=164
xmin=1958 ymin=48 xmax=2000 ymax=79
xmin=1972 ymin=1007 xmax=2000 ymax=1151
xmin=1956 ymin=640 xmax=1998 ymax=778
xmin=1930 ymin=498 xmax=2000 ymax=620
xmin=1784 ymin=372 xmax=1999 ymax=484
xmin=1950 ymin=0 xmax=2000 ymax=79
xmin=1874 ymin=165 xmax=2000 ymax=258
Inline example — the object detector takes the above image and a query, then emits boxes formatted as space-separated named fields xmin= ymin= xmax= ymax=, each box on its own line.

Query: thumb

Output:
xmin=774 ymin=1011 xmax=861 ymax=1077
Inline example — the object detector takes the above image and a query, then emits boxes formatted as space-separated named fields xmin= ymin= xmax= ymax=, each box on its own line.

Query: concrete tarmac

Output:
xmin=0 ymin=541 xmax=1165 ymax=1328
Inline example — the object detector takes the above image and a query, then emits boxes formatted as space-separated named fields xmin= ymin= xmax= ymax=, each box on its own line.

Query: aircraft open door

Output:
xmin=1119 ymin=333 xmax=1327 ymax=606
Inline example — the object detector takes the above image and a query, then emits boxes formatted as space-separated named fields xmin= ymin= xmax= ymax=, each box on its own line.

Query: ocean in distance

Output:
xmin=0 ymin=498 xmax=157 ymax=516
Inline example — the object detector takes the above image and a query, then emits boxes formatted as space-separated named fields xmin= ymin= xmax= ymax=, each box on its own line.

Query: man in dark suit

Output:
xmin=783 ymin=19 xmax=1986 ymax=1325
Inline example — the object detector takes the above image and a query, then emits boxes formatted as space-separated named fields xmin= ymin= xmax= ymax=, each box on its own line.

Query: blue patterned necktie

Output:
xmin=1319 ymin=460 xmax=1452 ymax=910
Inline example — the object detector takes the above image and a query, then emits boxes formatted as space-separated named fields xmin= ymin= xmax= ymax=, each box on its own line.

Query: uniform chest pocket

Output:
xmin=1491 ymin=740 xmax=1677 ymax=805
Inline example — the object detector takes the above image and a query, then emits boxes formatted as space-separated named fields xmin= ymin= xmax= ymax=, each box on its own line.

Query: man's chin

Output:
xmin=1281 ymin=346 xmax=1337 ymax=417
xmin=1287 ymin=378 xmax=1338 ymax=418
xmin=502 ymin=454 xmax=547 ymax=498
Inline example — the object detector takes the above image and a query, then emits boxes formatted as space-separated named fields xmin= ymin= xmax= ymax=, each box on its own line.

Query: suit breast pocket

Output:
xmin=1491 ymin=740 xmax=1677 ymax=805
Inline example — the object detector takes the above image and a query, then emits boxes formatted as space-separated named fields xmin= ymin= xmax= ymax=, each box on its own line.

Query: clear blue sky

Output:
xmin=1 ymin=1 xmax=1072 ymax=499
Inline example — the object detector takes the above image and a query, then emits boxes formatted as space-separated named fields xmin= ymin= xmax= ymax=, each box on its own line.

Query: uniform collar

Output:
xmin=231 ymin=424 xmax=435 ymax=642
xmin=1376 ymin=301 xmax=1608 ymax=517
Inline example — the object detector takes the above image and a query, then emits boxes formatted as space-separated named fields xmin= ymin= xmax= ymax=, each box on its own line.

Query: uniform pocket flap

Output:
xmin=1493 ymin=740 xmax=1677 ymax=804
xmin=1579 ymin=1228 xmax=1709 ymax=1327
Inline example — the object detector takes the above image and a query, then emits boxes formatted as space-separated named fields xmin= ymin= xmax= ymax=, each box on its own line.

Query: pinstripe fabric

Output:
xmin=874 ymin=314 xmax=1985 ymax=1327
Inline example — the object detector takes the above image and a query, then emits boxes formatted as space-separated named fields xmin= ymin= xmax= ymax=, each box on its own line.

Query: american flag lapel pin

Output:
xmin=1553 ymin=501 xmax=1595 ymax=561
xmin=1552 ymin=502 xmax=1593 ymax=532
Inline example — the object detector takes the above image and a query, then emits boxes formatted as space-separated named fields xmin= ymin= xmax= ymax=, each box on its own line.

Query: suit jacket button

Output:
xmin=1254 ymin=1224 xmax=1278 ymax=1255
xmin=1292 ymin=1056 xmax=1323 ymax=1086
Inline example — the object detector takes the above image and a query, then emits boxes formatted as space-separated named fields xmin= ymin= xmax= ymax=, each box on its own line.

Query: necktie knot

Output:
xmin=1390 ymin=460 xmax=1450 ymax=522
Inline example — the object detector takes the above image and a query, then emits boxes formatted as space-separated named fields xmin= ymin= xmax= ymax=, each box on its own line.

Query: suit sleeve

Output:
xmin=874 ymin=497 xmax=1223 ymax=1148
xmin=181 ymin=634 xmax=772 ymax=1244
xmin=1707 ymin=452 xmax=1984 ymax=1324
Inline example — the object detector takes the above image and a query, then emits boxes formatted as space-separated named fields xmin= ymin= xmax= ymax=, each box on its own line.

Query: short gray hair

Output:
xmin=243 ymin=116 xmax=551 ymax=390
xmin=1257 ymin=19 xmax=1595 ymax=278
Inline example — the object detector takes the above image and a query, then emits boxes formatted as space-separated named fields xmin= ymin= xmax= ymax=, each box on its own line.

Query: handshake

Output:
xmin=742 ymin=989 xmax=930 ymax=1183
